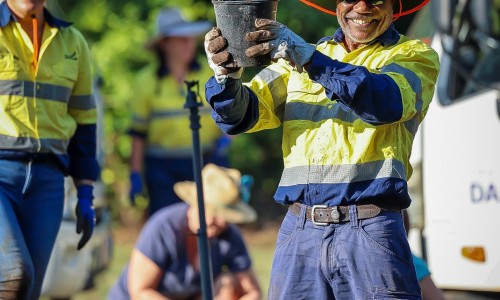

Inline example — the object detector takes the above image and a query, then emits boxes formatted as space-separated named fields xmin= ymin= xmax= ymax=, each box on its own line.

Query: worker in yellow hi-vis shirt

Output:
xmin=128 ymin=8 xmax=229 ymax=217
xmin=0 ymin=0 xmax=98 ymax=299
xmin=204 ymin=0 xmax=439 ymax=298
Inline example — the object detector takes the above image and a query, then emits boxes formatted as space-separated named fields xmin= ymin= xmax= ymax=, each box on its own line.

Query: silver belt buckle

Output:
xmin=311 ymin=205 xmax=328 ymax=226
xmin=311 ymin=205 xmax=341 ymax=225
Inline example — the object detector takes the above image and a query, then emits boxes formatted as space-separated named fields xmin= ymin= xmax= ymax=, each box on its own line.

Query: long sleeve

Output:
xmin=205 ymin=77 xmax=260 ymax=135
xmin=67 ymin=33 xmax=99 ymax=181
xmin=205 ymin=60 xmax=292 ymax=134
xmin=306 ymin=43 xmax=439 ymax=126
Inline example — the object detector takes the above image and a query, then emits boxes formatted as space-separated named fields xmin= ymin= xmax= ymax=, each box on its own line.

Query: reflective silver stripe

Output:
xmin=279 ymin=159 xmax=407 ymax=186
xmin=403 ymin=115 xmax=419 ymax=136
xmin=151 ymin=110 xmax=187 ymax=118
xmin=0 ymin=134 xmax=38 ymax=151
xmin=68 ymin=94 xmax=96 ymax=110
xmin=0 ymin=80 xmax=72 ymax=103
xmin=381 ymin=63 xmax=423 ymax=113
xmin=151 ymin=106 xmax=212 ymax=119
xmin=256 ymin=68 xmax=287 ymax=120
xmin=40 ymin=138 xmax=69 ymax=155
xmin=285 ymin=101 xmax=360 ymax=123
xmin=132 ymin=115 xmax=149 ymax=125
xmin=0 ymin=80 xmax=22 ymax=95
xmin=0 ymin=134 xmax=68 ymax=154
xmin=146 ymin=145 xmax=214 ymax=158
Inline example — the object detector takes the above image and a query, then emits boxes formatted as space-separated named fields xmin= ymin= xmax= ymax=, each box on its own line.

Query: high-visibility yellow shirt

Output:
xmin=205 ymin=25 xmax=440 ymax=208
xmin=0 ymin=3 xmax=98 ymax=180
xmin=129 ymin=62 xmax=223 ymax=158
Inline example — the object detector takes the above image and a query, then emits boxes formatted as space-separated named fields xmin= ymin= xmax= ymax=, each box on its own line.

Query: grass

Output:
xmin=248 ymin=245 xmax=274 ymax=295
xmin=242 ymin=223 xmax=278 ymax=296
xmin=41 ymin=223 xmax=278 ymax=300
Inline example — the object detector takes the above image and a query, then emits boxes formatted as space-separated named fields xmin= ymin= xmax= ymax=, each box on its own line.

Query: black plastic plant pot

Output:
xmin=212 ymin=0 xmax=279 ymax=67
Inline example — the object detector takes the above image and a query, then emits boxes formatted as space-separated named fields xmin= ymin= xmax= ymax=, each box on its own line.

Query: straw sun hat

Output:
xmin=146 ymin=8 xmax=212 ymax=48
xmin=174 ymin=164 xmax=257 ymax=224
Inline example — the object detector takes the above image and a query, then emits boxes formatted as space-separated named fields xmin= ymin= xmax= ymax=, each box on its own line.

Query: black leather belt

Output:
xmin=289 ymin=202 xmax=397 ymax=226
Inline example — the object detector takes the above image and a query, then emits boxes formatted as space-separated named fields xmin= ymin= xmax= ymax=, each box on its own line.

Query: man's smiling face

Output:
xmin=336 ymin=0 xmax=394 ymax=50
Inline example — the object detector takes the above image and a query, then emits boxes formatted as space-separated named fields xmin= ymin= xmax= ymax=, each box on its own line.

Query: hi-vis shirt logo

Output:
xmin=64 ymin=52 xmax=77 ymax=60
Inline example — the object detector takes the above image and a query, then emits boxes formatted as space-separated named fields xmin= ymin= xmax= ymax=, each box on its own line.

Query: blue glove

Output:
xmin=240 ymin=175 xmax=254 ymax=203
xmin=209 ymin=135 xmax=232 ymax=167
xmin=75 ymin=185 xmax=95 ymax=250
xmin=245 ymin=19 xmax=316 ymax=71
xmin=129 ymin=171 xmax=143 ymax=206
xmin=214 ymin=135 xmax=232 ymax=157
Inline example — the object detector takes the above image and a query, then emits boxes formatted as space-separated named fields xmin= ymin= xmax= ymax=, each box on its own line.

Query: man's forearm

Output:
xmin=75 ymin=179 xmax=94 ymax=186
xmin=131 ymin=289 xmax=172 ymax=300
xmin=131 ymin=137 xmax=145 ymax=172
xmin=67 ymin=124 xmax=99 ymax=181
xmin=238 ymin=290 xmax=262 ymax=300
xmin=305 ymin=51 xmax=403 ymax=125
xmin=205 ymin=77 xmax=259 ymax=134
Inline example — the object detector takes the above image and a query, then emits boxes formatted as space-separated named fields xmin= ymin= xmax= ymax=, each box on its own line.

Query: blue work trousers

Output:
xmin=144 ymin=156 xmax=197 ymax=216
xmin=0 ymin=159 xmax=65 ymax=300
xmin=144 ymin=153 xmax=228 ymax=216
xmin=268 ymin=205 xmax=421 ymax=300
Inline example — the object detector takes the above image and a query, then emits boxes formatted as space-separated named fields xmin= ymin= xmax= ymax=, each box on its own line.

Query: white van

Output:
xmin=407 ymin=0 xmax=500 ymax=295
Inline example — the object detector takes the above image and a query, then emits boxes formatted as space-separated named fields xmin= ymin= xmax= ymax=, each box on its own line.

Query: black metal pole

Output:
xmin=184 ymin=80 xmax=214 ymax=300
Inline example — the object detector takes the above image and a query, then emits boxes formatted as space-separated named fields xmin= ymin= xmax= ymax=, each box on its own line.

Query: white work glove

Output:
xmin=204 ymin=27 xmax=243 ymax=85
xmin=245 ymin=19 xmax=316 ymax=72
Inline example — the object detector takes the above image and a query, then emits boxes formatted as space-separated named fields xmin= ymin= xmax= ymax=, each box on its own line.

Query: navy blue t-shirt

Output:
xmin=108 ymin=203 xmax=252 ymax=300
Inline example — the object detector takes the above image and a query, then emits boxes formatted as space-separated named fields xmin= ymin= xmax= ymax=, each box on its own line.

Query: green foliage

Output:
xmin=57 ymin=0 xmax=339 ymax=222
xmin=277 ymin=0 xmax=339 ymax=42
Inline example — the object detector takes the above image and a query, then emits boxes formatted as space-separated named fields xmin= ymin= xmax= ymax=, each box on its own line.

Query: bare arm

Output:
xmin=236 ymin=269 xmax=262 ymax=300
xmin=128 ymin=249 xmax=172 ymax=300
xmin=130 ymin=136 xmax=145 ymax=172
xmin=74 ymin=179 xmax=94 ymax=186
xmin=420 ymin=276 xmax=446 ymax=300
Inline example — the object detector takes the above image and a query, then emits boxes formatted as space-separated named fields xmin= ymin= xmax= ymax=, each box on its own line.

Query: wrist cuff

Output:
xmin=77 ymin=185 xmax=94 ymax=201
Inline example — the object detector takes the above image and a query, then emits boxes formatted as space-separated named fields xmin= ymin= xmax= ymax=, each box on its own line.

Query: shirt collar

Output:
xmin=0 ymin=1 xmax=72 ymax=29
xmin=317 ymin=24 xmax=400 ymax=47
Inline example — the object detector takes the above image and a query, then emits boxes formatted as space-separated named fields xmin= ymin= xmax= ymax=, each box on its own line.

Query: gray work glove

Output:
xmin=204 ymin=27 xmax=243 ymax=85
xmin=245 ymin=19 xmax=316 ymax=72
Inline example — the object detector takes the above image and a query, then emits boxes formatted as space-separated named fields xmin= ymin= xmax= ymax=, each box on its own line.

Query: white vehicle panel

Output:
xmin=422 ymin=85 xmax=500 ymax=290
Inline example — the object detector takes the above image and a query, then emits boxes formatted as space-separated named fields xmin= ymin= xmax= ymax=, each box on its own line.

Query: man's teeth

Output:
xmin=352 ymin=19 xmax=371 ymax=25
